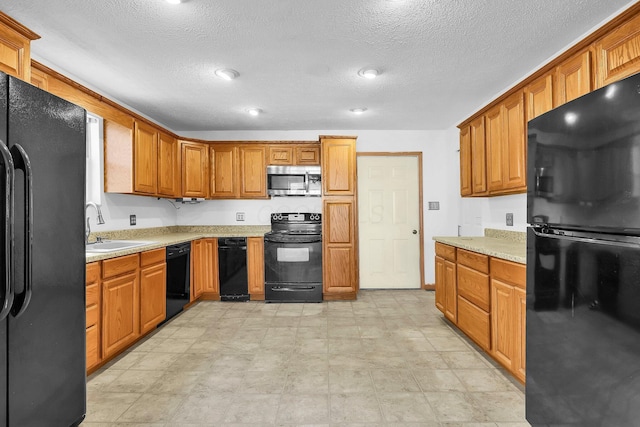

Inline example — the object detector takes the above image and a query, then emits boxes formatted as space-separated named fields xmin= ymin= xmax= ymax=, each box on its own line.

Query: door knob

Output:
xmin=412 ymin=230 xmax=418 ymax=234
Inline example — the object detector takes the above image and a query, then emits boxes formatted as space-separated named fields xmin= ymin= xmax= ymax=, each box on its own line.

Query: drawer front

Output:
xmin=86 ymin=324 xmax=100 ymax=369
xmin=86 ymin=262 xmax=100 ymax=283
xmin=102 ymin=254 xmax=139 ymax=279
xmin=86 ymin=304 xmax=99 ymax=328
xmin=491 ymin=258 xmax=526 ymax=289
xmin=457 ymin=264 xmax=490 ymax=312
xmin=457 ymin=296 xmax=491 ymax=351
xmin=435 ymin=242 xmax=456 ymax=262
xmin=140 ymin=247 xmax=166 ymax=267
xmin=457 ymin=248 xmax=489 ymax=274
xmin=86 ymin=282 xmax=99 ymax=308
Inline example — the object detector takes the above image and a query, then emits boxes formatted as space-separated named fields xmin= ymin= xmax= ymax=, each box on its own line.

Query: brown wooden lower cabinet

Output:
xmin=434 ymin=243 xmax=526 ymax=383
xmin=201 ymin=238 xmax=219 ymax=299
xmin=102 ymin=254 xmax=140 ymax=360
xmin=247 ymin=237 xmax=265 ymax=300
xmin=139 ymin=248 xmax=166 ymax=335
xmin=86 ymin=262 xmax=102 ymax=372
xmin=191 ymin=239 xmax=204 ymax=301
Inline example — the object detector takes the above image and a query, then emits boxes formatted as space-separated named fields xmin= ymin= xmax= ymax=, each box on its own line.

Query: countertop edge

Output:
xmin=85 ymin=231 xmax=268 ymax=263
xmin=433 ymin=236 xmax=526 ymax=264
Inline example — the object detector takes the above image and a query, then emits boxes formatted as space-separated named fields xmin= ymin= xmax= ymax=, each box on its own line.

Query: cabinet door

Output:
xmin=210 ymin=144 xmax=237 ymax=198
xmin=470 ymin=116 xmax=487 ymax=195
xmin=86 ymin=262 xmax=101 ymax=371
xmin=322 ymin=138 xmax=356 ymax=196
xmin=444 ymin=259 xmax=457 ymax=323
xmin=268 ymin=146 xmax=293 ymax=165
xmin=140 ymin=262 xmax=166 ymax=335
xmin=157 ymin=132 xmax=179 ymax=197
xmin=30 ymin=68 xmax=49 ymax=91
xmin=323 ymin=198 xmax=357 ymax=296
xmin=0 ymin=21 xmax=32 ymax=81
xmin=296 ymin=146 xmax=321 ymax=165
xmin=181 ymin=142 xmax=209 ymax=198
xmin=239 ymin=145 xmax=267 ymax=198
xmin=526 ymin=73 xmax=554 ymax=120
xmin=247 ymin=237 xmax=265 ymax=300
xmin=191 ymin=239 xmax=204 ymax=300
xmin=133 ymin=120 xmax=158 ymax=195
xmin=485 ymin=107 xmax=502 ymax=193
xmin=202 ymin=238 xmax=218 ymax=295
xmin=102 ymin=271 xmax=139 ymax=359
xmin=514 ymin=287 xmax=527 ymax=383
xmin=556 ymin=50 xmax=592 ymax=105
xmin=491 ymin=278 xmax=515 ymax=369
xmin=435 ymin=256 xmax=446 ymax=313
xmin=594 ymin=13 xmax=640 ymax=88
xmin=459 ymin=126 xmax=472 ymax=196
xmin=501 ymin=92 xmax=526 ymax=191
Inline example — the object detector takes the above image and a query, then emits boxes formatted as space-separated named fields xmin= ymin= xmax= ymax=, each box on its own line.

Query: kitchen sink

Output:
xmin=86 ymin=240 xmax=154 ymax=253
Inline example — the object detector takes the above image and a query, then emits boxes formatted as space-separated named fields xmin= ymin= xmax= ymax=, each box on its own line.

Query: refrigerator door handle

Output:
xmin=10 ymin=144 xmax=33 ymax=317
xmin=531 ymin=227 xmax=640 ymax=249
xmin=0 ymin=141 xmax=15 ymax=320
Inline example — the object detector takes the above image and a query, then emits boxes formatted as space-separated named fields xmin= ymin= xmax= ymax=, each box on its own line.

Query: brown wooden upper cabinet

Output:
xmin=556 ymin=49 xmax=592 ymax=105
xmin=0 ymin=13 xmax=39 ymax=82
xmin=322 ymin=137 xmax=356 ymax=196
xmin=181 ymin=141 xmax=209 ymax=198
xmin=268 ymin=144 xmax=320 ymax=165
xmin=210 ymin=143 xmax=267 ymax=199
xmin=486 ymin=93 xmax=526 ymax=195
xmin=594 ymin=12 xmax=640 ymax=89
xmin=133 ymin=120 xmax=158 ymax=195
xmin=157 ymin=132 xmax=179 ymax=197
xmin=525 ymin=74 xmax=554 ymax=121
xmin=239 ymin=145 xmax=267 ymax=198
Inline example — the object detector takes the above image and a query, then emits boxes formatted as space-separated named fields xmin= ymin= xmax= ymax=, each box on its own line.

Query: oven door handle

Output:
xmin=271 ymin=286 xmax=317 ymax=292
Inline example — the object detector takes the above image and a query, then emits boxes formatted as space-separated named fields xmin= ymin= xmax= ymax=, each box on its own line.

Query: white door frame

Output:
xmin=356 ymin=152 xmax=425 ymax=289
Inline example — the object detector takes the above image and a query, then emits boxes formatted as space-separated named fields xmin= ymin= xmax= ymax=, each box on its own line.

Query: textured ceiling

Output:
xmin=0 ymin=0 xmax=636 ymax=131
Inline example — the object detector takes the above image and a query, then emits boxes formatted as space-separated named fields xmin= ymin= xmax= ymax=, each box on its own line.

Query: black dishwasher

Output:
xmin=165 ymin=242 xmax=191 ymax=321
xmin=218 ymin=237 xmax=249 ymax=301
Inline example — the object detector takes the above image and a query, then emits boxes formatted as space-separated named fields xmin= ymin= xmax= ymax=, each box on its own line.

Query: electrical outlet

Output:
xmin=506 ymin=212 xmax=514 ymax=226
xmin=236 ymin=212 xmax=245 ymax=221
xmin=130 ymin=214 xmax=136 ymax=226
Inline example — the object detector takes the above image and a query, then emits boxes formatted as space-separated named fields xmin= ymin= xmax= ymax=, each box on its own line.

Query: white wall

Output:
xmin=88 ymin=193 xmax=179 ymax=233
xmin=458 ymin=193 xmax=527 ymax=235
xmin=179 ymin=129 xmax=463 ymax=284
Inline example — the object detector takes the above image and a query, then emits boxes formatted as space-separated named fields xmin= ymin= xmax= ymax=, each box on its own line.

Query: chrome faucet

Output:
xmin=85 ymin=202 xmax=105 ymax=244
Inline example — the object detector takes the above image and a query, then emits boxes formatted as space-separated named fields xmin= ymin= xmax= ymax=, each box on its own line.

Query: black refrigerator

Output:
xmin=527 ymin=72 xmax=640 ymax=426
xmin=0 ymin=73 xmax=86 ymax=425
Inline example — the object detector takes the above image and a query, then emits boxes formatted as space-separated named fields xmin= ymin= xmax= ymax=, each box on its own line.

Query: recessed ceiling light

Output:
xmin=215 ymin=68 xmax=239 ymax=80
xmin=350 ymin=108 xmax=368 ymax=114
xmin=358 ymin=68 xmax=380 ymax=79
xmin=166 ymin=0 xmax=181 ymax=4
xmin=247 ymin=108 xmax=262 ymax=116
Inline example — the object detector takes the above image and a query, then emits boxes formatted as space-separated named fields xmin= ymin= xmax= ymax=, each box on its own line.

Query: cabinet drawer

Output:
xmin=491 ymin=258 xmax=526 ymax=289
xmin=140 ymin=248 xmax=165 ymax=267
xmin=86 ymin=262 xmax=100 ymax=283
xmin=86 ymin=324 xmax=100 ymax=369
xmin=86 ymin=282 xmax=99 ymax=308
xmin=86 ymin=304 xmax=99 ymax=328
xmin=457 ymin=296 xmax=491 ymax=350
xmin=457 ymin=249 xmax=489 ymax=274
xmin=435 ymin=243 xmax=456 ymax=262
xmin=457 ymin=264 xmax=490 ymax=312
xmin=102 ymin=254 xmax=139 ymax=279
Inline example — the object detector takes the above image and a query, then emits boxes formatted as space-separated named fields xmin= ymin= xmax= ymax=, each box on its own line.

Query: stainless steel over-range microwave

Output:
xmin=266 ymin=165 xmax=321 ymax=196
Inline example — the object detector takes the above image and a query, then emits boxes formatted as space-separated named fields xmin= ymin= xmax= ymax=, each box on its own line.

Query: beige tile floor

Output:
xmin=82 ymin=289 xmax=531 ymax=426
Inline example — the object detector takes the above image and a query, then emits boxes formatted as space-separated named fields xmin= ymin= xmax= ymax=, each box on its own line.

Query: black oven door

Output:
xmin=264 ymin=236 xmax=322 ymax=284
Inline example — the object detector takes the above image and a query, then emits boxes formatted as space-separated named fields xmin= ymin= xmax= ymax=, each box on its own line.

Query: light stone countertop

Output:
xmin=433 ymin=228 xmax=526 ymax=264
xmin=85 ymin=225 xmax=271 ymax=263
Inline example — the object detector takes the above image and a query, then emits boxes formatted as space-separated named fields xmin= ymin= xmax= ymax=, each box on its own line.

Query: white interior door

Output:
xmin=358 ymin=155 xmax=421 ymax=289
